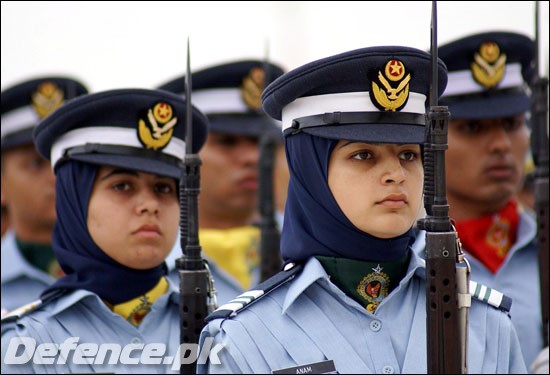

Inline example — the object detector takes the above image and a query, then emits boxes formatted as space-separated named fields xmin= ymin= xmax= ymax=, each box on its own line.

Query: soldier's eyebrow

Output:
xmin=100 ymin=168 xmax=138 ymax=180
xmin=338 ymin=141 xmax=359 ymax=149
xmin=338 ymin=141 xmax=380 ymax=150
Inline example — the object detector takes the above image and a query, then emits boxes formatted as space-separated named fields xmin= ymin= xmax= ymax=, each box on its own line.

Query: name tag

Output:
xmin=272 ymin=359 xmax=337 ymax=374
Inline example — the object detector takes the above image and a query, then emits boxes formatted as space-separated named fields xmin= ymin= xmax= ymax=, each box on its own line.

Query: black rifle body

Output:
xmin=258 ymin=133 xmax=283 ymax=281
xmin=178 ymin=154 xmax=209 ymax=375
xmin=419 ymin=107 xmax=465 ymax=374
xmin=531 ymin=0 xmax=549 ymax=347
xmin=531 ymin=72 xmax=549 ymax=348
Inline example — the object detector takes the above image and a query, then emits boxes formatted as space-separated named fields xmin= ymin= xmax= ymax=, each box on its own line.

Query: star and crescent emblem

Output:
xmin=241 ymin=66 xmax=265 ymax=111
xmin=471 ymin=41 xmax=507 ymax=89
xmin=31 ymin=81 xmax=65 ymax=119
xmin=371 ymin=59 xmax=411 ymax=112
xmin=138 ymin=102 xmax=177 ymax=150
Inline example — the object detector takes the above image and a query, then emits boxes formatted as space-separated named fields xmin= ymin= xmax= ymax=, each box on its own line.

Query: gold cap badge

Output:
xmin=371 ymin=59 xmax=411 ymax=112
xmin=138 ymin=102 xmax=177 ymax=150
xmin=31 ymin=82 xmax=65 ymax=119
xmin=471 ymin=42 xmax=507 ymax=89
xmin=241 ymin=66 xmax=265 ymax=111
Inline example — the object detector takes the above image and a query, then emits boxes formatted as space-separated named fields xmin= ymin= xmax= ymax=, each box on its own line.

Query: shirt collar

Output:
xmin=1 ymin=230 xmax=56 ymax=284
xmin=281 ymin=250 xmax=425 ymax=314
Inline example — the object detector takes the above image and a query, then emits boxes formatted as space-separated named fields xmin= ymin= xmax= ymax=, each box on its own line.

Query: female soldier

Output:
xmin=198 ymin=46 xmax=527 ymax=373
xmin=1 ymin=89 xmax=209 ymax=373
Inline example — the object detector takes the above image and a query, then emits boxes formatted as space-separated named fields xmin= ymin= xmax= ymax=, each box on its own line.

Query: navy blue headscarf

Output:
xmin=281 ymin=132 xmax=416 ymax=263
xmin=41 ymin=160 xmax=167 ymax=304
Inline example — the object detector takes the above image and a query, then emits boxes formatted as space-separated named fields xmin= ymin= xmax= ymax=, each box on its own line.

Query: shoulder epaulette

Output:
xmin=206 ymin=262 xmax=303 ymax=322
xmin=469 ymin=280 xmax=512 ymax=313
xmin=1 ymin=289 xmax=65 ymax=323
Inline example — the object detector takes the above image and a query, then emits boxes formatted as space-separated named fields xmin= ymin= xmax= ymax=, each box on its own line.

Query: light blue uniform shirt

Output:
xmin=199 ymin=253 xmax=527 ymax=374
xmin=412 ymin=209 xmax=542 ymax=367
xmin=166 ymin=236 xmax=259 ymax=306
xmin=1 ymin=279 xmax=182 ymax=374
xmin=1 ymin=230 xmax=56 ymax=311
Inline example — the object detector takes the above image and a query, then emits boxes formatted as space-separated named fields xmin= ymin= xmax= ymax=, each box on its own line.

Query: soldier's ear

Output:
xmin=1 ymin=177 xmax=7 ymax=207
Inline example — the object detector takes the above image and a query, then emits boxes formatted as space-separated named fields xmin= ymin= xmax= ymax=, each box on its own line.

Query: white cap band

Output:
xmin=192 ymin=88 xmax=248 ymax=114
xmin=50 ymin=126 xmax=186 ymax=169
xmin=281 ymin=91 xmax=427 ymax=132
xmin=1 ymin=105 xmax=39 ymax=139
xmin=444 ymin=63 xmax=523 ymax=97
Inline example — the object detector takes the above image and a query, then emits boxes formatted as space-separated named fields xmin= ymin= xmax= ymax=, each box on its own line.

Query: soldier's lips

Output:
xmin=377 ymin=200 xmax=407 ymax=208
xmin=133 ymin=224 xmax=162 ymax=238
xmin=239 ymin=178 xmax=258 ymax=190
xmin=485 ymin=166 xmax=514 ymax=179
xmin=376 ymin=193 xmax=407 ymax=208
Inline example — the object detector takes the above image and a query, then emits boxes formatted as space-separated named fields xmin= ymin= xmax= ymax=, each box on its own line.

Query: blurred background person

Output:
xmin=1 ymin=76 xmax=88 ymax=312
xmin=413 ymin=31 xmax=541 ymax=367
xmin=159 ymin=59 xmax=285 ymax=304
xmin=517 ymin=151 xmax=536 ymax=211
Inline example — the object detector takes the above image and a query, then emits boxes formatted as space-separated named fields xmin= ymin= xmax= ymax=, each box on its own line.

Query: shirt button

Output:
xmin=131 ymin=337 xmax=142 ymax=345
xmin=382 ymin=365 xmax=394 ymax=374
xmin=370 ymin=319 xmax=381 ymax=332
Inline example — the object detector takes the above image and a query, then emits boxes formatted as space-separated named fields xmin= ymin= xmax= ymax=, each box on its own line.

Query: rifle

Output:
xmin=416 ymin=2 xmax=470 ymax=373
xmin=258 ymin=42 xmax=283 ymax=282
xmin=177 ymin=39 xmax=217 ymax=375
xmin=531 ymin=0 xmax=549 ymax=348
xmin=258 ymin=132 xmax=283 ymax=281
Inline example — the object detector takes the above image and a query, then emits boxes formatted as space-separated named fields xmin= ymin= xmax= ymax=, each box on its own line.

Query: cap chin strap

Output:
xmin=62 ymin=143 xmax=183 ymax=169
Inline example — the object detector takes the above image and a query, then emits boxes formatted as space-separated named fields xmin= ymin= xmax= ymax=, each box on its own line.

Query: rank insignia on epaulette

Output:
xmin=1 ymin=299 xmax=44 ymax=322
xmin=32 ymin=81 xmax=64 ymax=119
xmin=471 ymin=41 xmax=507 ymax=89
xmin=241 ymin=66 xmax=265 ymax=111
xmin=138 ymin=102 xmax=177 ymax=150
xmin=469 ymin=280 xmax=512 ymax=313
xmin=206 ymin=262 xmax=303 ymax=322
xmin=370 ymin=59 xmax=411 ymax=112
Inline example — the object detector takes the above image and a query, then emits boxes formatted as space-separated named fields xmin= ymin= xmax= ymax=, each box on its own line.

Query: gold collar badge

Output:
xmin=357 ymin=264 xmax=390 ymax=313
xmin=241 ymin=66 xmax=265 ymax=111
xmin=371 ymin=59 xmax=411 ymax=112
xmin=138 ymin=102 xmax=177 ymax=150
xmin=486 ymin=214 xmax=511 ymax=258
xmin=471 ymin=42 xmax=507 ymax=89
xmin=32 ymin=81 xmax=64 ymax=119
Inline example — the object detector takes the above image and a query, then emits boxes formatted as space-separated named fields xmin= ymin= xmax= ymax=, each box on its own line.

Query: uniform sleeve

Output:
xmin=496 ymin=311 xmax=528 ymax=374
xmin=197 ymin=319 xmax=257 ymax=374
